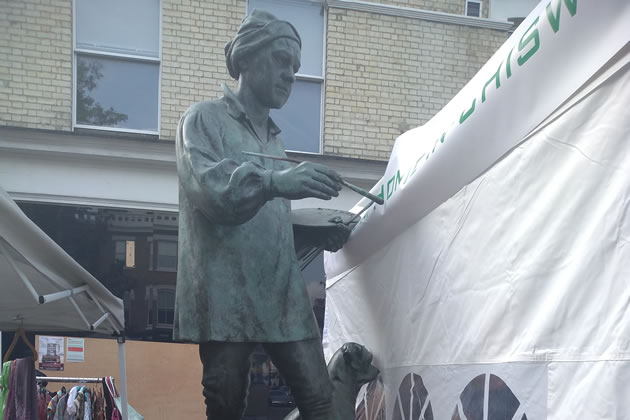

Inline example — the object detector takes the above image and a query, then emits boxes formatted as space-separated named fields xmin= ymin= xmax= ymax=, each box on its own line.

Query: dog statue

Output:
xmin=284 ymin=342 xmax=380 ymax=420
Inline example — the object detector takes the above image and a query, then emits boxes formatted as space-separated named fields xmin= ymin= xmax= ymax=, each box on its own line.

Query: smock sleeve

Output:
xmin=176 ymin=108 xmax=273 ymax=225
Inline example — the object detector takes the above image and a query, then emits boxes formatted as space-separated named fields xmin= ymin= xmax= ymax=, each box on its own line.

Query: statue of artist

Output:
xmin=173 ymin=10 xmax=349 ymax=420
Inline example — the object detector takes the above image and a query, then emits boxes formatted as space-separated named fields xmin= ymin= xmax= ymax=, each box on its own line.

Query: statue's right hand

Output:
xmin=272 ymin=162 xmax=342 ymax=200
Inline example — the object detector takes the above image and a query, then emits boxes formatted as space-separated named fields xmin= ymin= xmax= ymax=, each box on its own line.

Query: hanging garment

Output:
xmin=82 ymin=390 xmax=91 ymax=420
xmin=3 ymin=357 xmax=37 ymax=420
xmin=91 ymin=390 xmax=105 ymax=420
xmin=65 ymin=386 xmax=78 ymax=417
xmin=103 ymin=378 xmax=121 ymax=420
xmin=37 ymin=390 xmax=50 ymax=420
xmin=47 ymin=392 xmax=62 ymax=420
xmin=73 ymin=390 xmax=85 ymax=420
xmin=53 ymin=393 xmax=69 ymax=420
xmin=0 ymin=361 xmax=12 ymax=419
xmin=103 ymin=377 xmax=142 ymax=420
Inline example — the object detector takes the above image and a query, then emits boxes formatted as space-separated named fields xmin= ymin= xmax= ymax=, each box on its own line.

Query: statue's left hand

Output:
xmin=322 ymin=223 xmax=353 ymax=252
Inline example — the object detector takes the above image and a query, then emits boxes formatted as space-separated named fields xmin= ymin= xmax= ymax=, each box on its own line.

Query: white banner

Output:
xmin=327 ymin=0 xmax=630 ymax=278
xmin=324 ymin=2 xmax=630 ymax=419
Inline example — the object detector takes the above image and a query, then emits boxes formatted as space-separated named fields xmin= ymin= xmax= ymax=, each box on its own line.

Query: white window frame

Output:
xmin=245 ymin=0 xmax=326 ymax=154
xmin=465 ymin=0 xmax=483 ymax=18
xmin=72 ymin=0 xmax=162 ymax=136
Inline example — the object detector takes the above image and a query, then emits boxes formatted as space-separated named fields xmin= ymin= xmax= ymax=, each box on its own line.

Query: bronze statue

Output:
xmin=173 ymin=9 xmax=350 ymax=420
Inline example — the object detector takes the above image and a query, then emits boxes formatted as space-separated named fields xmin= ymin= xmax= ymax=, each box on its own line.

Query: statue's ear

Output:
xmin=240 ymin=51 xmax=259 ymax=73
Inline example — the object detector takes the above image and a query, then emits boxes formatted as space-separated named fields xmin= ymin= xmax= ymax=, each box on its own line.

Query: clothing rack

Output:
xmin=36 ymin=376 xmax=104 ymax=384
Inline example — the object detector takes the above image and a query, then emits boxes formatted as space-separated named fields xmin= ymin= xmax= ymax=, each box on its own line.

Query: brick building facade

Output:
xmin=2 ymin=0 xmax=511 ymax=160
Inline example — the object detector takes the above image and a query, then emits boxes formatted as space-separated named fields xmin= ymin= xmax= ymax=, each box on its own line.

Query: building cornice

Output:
xmin=0 ymin=125 xmax=386 ymax=186
xmin=0 ymin=126 xmax=176 ymax=169
xmin=326 ymin=0 xmax=513 ymax=31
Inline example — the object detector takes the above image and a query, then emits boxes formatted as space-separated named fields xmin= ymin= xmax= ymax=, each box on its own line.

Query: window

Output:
xmin=149 ymin=239 xmax=177 ymax=272
xmin=248 ymin=0 xmax=325 ymax=153
xmin=114 ymin=240 xmax=135 ymax=268
xmin=465 ymin=0 xmax=482 ymax=17
xmin=146 ymin=287 xmax=175 ymax=327
xmin=157 ymin=289 xmax=175 ymax=325
xmin=74 ymin=0 xmax=161 ymax=134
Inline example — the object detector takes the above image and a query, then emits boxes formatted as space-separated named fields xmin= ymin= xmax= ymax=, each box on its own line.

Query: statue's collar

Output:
xmin=222 ymin=84 xmax=281 ymax=136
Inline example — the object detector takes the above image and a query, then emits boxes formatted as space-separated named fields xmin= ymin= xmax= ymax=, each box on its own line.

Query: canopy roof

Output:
xmin=0 ymin=185 xmax=124 ymax=335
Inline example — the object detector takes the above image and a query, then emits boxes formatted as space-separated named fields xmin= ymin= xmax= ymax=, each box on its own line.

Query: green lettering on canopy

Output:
xmin=432 ymin=132 xmax=446 ymax=153
xmin=546 ymin=0 xmax=578 ymax=33
xmin=506 ymin=48 xmax=514 ymax=79
xmin=482 ymin=63 xmax=502 ymax=103
xmin=386 ymin=175 xmax=395 ymax=199
xmin=460 ymin=99 xmax=476 ymax=124
xmin=377 ymin=184 xmax=385 ymax=202
xmin=518 ymin=17 xmax=541 ymax=66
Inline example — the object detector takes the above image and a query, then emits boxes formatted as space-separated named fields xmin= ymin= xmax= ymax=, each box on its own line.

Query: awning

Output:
xmin=0 ymin=185 xmax=124 ymax=335
xmin=0 ymin=184 xmax=131 ymax=419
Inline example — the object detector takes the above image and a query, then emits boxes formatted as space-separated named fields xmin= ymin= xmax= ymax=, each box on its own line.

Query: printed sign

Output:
xmin=66 ymin=338 xmax=85 ymax=362
xmin=38 ymin=336 xmax=64 ymax=371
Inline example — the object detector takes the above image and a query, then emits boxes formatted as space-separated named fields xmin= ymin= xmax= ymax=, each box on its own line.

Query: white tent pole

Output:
xmin=0 ymin=240 xmax=40 ymax=303
xmin=117 ymin=336 xmax=129 ymax=420
xmin=68 ymin=296 xmax=91 ymax=330
xmin=38 ymin=285 xmax=90 ymax=304
xmin=85 ymin=290 xmax=124 ymax=334
xmin=91 ymin=312 xmax=110 ymax=330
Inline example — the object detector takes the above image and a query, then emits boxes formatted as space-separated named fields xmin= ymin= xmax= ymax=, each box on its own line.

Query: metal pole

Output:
xmin=38 ymin=285 xmax=90 ymax=304
xmin=35 ymin=376 xmax=103 ymax=383
xmin=117 ymin=336 xmax=129 ymax=420
xmin=0 ymin=240 xmax=40 ymax=303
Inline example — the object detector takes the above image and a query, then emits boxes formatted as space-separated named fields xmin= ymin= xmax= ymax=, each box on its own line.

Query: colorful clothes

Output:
xmin=3 ymin=357 xmax=37 ymax=420
xmin=0 ymin=361 xmax=12 ymax=419
xmin=47 ymin=392 xmax=61 ymax=420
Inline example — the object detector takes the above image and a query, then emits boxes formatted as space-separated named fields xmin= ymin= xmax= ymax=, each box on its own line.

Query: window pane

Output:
xmin=270 ymin=79 xmax=321 ymax=153
xmin=156 ymin=241 xmax=177 ymax=271
xmin=114 ymin=241 xmax=125 ymax=264
xmin=76 ymin=55 xmax=159 ymax=132
xmin=157 ymin=290 xmax=175 ymax=325
xmin=76 ymin=0 xmax=160 ymax=57
xmin=466 ymin=1 xmax=481 ymax=17
xmin=248 ymin=0 xmax=324 ymax=77
xmin=158 ymin=309 xmax=174 ymax=325
xmin=157 ymin=289 xmax=175 ymax=308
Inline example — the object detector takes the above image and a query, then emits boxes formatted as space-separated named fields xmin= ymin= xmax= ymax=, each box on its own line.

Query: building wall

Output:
xmin=324 ymin=8 xmax=507 ymax=159
xmin=160 ymin=0 xmax=245 ymax=140
xmin=1 ymin=0 xmax=506 ymax=161
xmin=0 ymin=0 xmax=73 ymax=131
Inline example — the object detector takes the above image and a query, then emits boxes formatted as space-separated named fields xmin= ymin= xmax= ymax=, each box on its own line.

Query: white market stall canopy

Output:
xmin=325 ymin=1 xmax=630 ymax=419
xmin=0 ymin=184 xmax=124 ymax=336
xmin=0 ymin=184 xmax=131 ymax=418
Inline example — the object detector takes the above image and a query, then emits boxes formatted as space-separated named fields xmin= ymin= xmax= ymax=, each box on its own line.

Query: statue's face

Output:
xmin=245 ymin=38 xmax=301 ymax=109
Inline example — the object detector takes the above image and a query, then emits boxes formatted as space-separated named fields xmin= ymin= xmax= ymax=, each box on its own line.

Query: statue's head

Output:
xmin=225 ymin=9 xmax=302 ymax=109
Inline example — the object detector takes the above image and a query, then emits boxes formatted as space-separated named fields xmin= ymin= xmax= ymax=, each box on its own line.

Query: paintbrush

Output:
xmin=242 ymin=151 xmax=384 ymax=205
